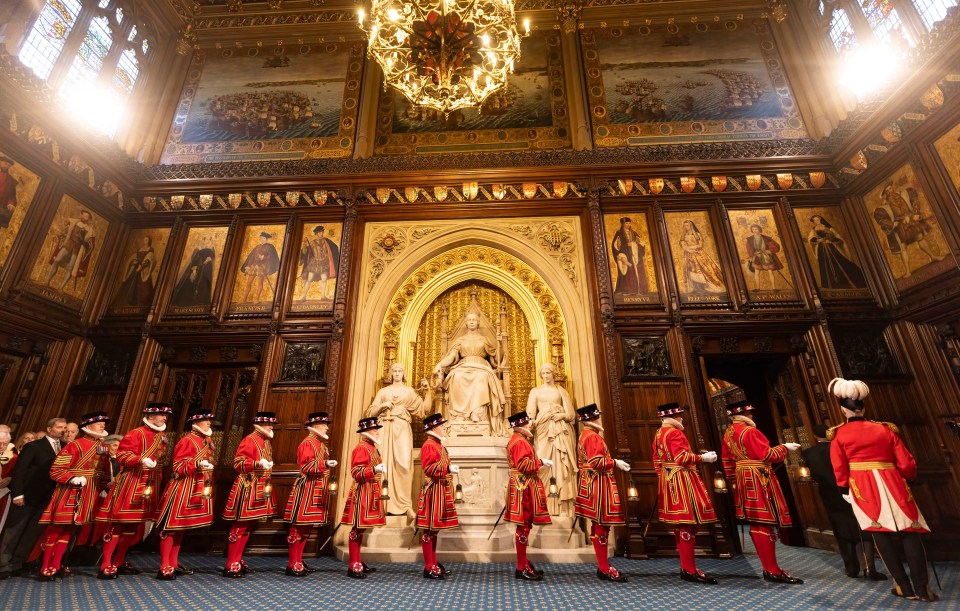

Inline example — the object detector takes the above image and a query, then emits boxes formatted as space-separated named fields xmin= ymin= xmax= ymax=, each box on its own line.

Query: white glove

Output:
xmin=258 ymin=458 xmax=273 ymax=470
xmin=374 ymin=464 xmax=387 ymax=474
xmin=541 ymin=459 xmax=554 ymax=468
xmin=784 ymin=443 xmax=801 ymax=451
xmin=99 ymin=490 xmax=108 ymax=499
xmin=614 ymin=459 xmax=631 ymax=472
xmin=70 ymin=476 xmax=87 ymax=487
xmin=142 ymin=457 xmax=158 ymax=469
xmin=325 ymin=460 xmax=338 ymax=468
xmin=449 ymin=464 xmax=460 ymax=474
xmin=199 ymin=460 xmax=214 ymax=470
xmin=700 ymin=451 xmax=718 ymax=464
xmin=842 ymin=493 xmax=853 ymax=505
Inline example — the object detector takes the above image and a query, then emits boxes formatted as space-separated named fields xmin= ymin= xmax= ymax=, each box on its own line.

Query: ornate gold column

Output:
xmin=353 ymin=58 xmax=382 ymax=160
xmin=557 ymin=3 xmax=593 ymax=151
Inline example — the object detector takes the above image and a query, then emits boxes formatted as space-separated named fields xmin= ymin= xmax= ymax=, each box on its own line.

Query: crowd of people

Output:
xmin=0 ymin=379 xmax=939 ymax=603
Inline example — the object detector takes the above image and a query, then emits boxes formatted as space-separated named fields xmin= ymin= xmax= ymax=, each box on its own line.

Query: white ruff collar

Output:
xmin=584 ymin=421 xmax=604 ymax=433
xmin=308 ymin=427 xmax=329 ymax=440
xmin=661 ymin=418 xmax=684 ymax=431
xmin=254 ymin=424 xmax=274 ymax=439
xmin=192 ymin=424 xmax=213 ymax=437
xmin=361 ymin=432 xmax=380 ymax=445
xmin=426 ymin=431 xmax=444 ymax=442
xmin=731 ymin=415 xmax=756 ymax=427
xmin=143 ymin=417 xmax=167 ymax=432
xmin=81 ymin=427 xmax=108 ymax=439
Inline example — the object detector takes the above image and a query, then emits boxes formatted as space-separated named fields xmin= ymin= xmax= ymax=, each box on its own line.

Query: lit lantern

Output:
xmin=264 ymin=480 xmax=272 ymax=495
xmin=713 ymin=471 xmax=728 ymax=494
xmin=548 ymin=477 xmax=559 ymax=498
xmin=143 ymin=485 xmax=153 ymax=499
xmin=380 ymin=479 xmax=391 ymax=501
xmin=626 ymin=480 xmax=639 ymax=502
xmin=202 ymin=485 xmax=212 ymax=499
xmin=454 ymin=483 xmax=464 ymax=504
xmin=797 ymin=462 xmax=812 ymax=482
xmin=328 ymin=479 xmax=339 ymax=496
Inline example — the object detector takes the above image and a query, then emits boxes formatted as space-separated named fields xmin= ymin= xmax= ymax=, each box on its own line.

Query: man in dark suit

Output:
xmin=0 ymin=418 xmax=66 ymax=579
xmin=803 ymin=424 xmax=886 ymax=580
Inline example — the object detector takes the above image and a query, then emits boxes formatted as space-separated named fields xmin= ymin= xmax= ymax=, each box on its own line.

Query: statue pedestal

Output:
xmin=334 ymin=435 xmax=597 ymax=563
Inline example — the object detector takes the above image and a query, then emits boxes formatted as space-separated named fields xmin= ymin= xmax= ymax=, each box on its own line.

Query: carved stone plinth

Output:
xmin=335 ymin=435 xmax=595 ymax=563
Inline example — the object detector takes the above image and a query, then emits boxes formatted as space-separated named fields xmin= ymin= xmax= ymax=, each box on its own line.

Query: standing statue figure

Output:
xmin=526 ymin=363 xmax=577 ymax=516
xmin=365 ymin=363 xmax=431 ymax=519
xmin=433 ymin=309 xmax=508 ymax=437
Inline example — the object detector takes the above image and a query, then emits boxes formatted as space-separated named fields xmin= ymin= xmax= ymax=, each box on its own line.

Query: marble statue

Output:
xmin=526 ymin=362 xmax=577 ymax=516
xmin=432 ymin=310 xmax=508 ymax=436
xmin=365 ymin=363 xmax=430 ymax=518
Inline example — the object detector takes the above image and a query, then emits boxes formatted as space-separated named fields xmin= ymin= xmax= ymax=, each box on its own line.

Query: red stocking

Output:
xmin=225 ymin=523 xmax=249 ymax=571
xmin=515 ymin=526 xmax=530 ymax=571
xmin=592 ymin=524 xmax=611 ymax=572
xmin=100 ymin=525 xmax=123 ymax=570
xmin=159 ymin=532 xmax=175 ymax=571
xmin=114 ymin=524 xmax=144 ymax=567
xmin=421 ymin=531 xmax=437 ymax=571
xmin=675 ymin=526 xmax=698 ymax=573
xmin=51 ymin=526 xmax=74 ymax=572
xmin=750 ymin=525 xmax=781 ymax=574
xmin=348 ymin=528 xmax=364 ymax=572
xmin=39 ymin=526 xmax=64 ymax=575
xmin=170 ymin=532 xmax=184 ymax=568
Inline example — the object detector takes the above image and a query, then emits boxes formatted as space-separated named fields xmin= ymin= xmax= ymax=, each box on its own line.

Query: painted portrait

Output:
xmin=933 ymin=120 xmax=960 ymax=196
xmin=862 ymin=164 xmax=952 ymax=290
xmin=109 ymin=227 xmax=172 ymax=315
xmin=290 ymin=222 xmax=342 ymax=311
xmin=603 ymin=212 xmax=659 ymax=305
xmin=727 ymin=208 xmax=797 ymax=301
xmin=168 ymin=226 xmax=229 ymax=315
xmin=161 ymin=42 xmax=364 ymax=164
xmin=581 ymin=20 xmax=806 ymax=147
xmin=663 ymin=211 xmax=728 ymax=303
xmin=229 ymin=224 xmax=286 ymax=313
xmin=374 ymin=33 xmax=571 ymax=155
xmin=0 ymin=150 xmax=41 ymax=271
xmin=27 ymin=195 xmax=109 ymax=306
xmin=793 ymin=206 xmax=869 ymax=298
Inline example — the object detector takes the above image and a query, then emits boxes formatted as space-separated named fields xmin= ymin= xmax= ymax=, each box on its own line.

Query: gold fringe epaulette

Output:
xmin=874 ymin=420 xmax=900 ymax=435
xmin=826 ymin=423 xmax=843 ymax=441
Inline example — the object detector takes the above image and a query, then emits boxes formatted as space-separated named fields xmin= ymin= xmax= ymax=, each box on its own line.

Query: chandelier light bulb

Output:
xmin=358 ymin=8 xmax=365 ymax=24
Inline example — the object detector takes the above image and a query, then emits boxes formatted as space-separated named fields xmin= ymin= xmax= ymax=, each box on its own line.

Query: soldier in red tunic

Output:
xmin=721 ymin=400 xmax=803 ymax=584
xmin=341 ymin=417 xmax=387 ymax=579
xmin=828 ymin=378 xmax=936 ymax=602
xmin=154 ymin=408 xmax=217 ymax=580
xmin=283 ymin=411 xmax=337 ymax=577
xmin=652 ymin=402 xmax=719 ymax=584
xmin=505 ymin=410 xmax=551 ymax=581
xmin=222 ymin=411 xmax=277 ymax=578
xmin=97 ymin=402 xmax=172 ymax=579
xmin=574 ymin=404 xmax=628 ymax=583
xmin=417 ymin=413 xmax=459 ymax=580
xmin=37 ymin=411 xmax=110 ymax=581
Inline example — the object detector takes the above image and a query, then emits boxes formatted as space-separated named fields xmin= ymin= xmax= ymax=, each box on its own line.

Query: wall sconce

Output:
xmin=380 ymin=479 xmax=390 ymax=501
xmin=626 ymin=480 xmax=639 ymax=502
xmin=713 ymin=470 xmax=728 ymax=494
xmin=548 ymin=477 xmax=559 ymax=498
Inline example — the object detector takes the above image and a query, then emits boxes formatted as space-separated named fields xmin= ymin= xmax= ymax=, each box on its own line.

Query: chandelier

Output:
xmin=358 ymin=0 xmax=528 ymax=114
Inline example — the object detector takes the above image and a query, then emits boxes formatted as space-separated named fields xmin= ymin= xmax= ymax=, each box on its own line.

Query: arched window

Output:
xmin=828 ymin=8 xmax=858 ymax=54
xmin=16 ymin=0 xmax=153 ymax=136
xmin=912 ymin=0 xmax=958 ymax=29
xmin=859 ymin=0 xmax=911 ymax=46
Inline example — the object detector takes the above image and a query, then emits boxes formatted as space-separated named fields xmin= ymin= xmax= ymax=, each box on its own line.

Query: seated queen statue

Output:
xmin=432 ymin=305 xmax=508 ymax=437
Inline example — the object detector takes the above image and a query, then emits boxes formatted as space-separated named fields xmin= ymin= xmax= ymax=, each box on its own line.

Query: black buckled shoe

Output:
xmin=361 ymin=562 xmax=376 ymax=574
xmin=285 ymin=566 xmax=309 ymax=577
xmin=680 ymin=568 xmax=718 ymax=585
xmin=763 ymin=570 xmax=803 ymax=584
xmin=526 ymin=561 xmax=544 ymax=577
xmin=174 ymin=564 xmax=195 ymax=576
xmin=156 ymin=567 xmax=177 ymax=581
xmin=97 ymin=567 xmax=118 ymax=580
xmin=222 ymin=563 xmax=245 ymax=578
xmin=515 ymin=567 xmax=543 ymax=581
xmin=346 ymin=568 xmax=367 ymax=579
xmin=239 ymin=561 xmax=253 ymax=574
xmin=117 ymin=563 xmax=141 ymax=575
xmin=597 ymin=567 xmax=628 ymax=583
xmin=437 ymin=562 xmax=452 ymax=576
xmin=302 ymin=563 xmax=317 ymax=574
xmin=38 ymin=568 xmax=57 ymax=583
xmin=422 ymin=568 xmax=445 ymax=580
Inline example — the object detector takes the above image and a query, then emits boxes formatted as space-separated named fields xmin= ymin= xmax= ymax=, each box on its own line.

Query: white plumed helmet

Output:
xmin=828 ymin=377 xmax=870 ymax=402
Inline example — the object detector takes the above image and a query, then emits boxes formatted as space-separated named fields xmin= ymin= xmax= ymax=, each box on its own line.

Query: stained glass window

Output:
xmin=127 ymin=24 xmax=137 ymax=42
xmin=859 ymin=0 xmax=911 ymax=46
xmin=115 ymin=7 xmax=123 ymax=23
xmin=913 ymin=0 xmax=958 ymax=29
xmin=17 ymin=0 xmax=83 ymax=80
xmin=64 ymin=15 xmax=113 ymax=86
xmin=828 ymin=8 xmax=858 ymax=53
xmin=142 ymin=38 xmax=149 ymax=55
xmin=113 ymin=48 xmax=139 ymax=94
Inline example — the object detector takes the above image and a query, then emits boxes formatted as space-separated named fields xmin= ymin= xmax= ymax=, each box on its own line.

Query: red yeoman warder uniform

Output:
xmin=341 ymin=417 xmax=387 ymax=579
xmin=574 ymin=404 xmax=627 ymax=583
xmin=827 ymin=377 xmax=935 ymax=602
xmin=652 ymin=402 xmax=719 ymax=585
xmin=416 ymin=413 xmax=459 ymax=579
xmin=37 ymin=411 xmax=111 ymax=580
xmin=505 ymin=410 xmax=551 ymax=581
xmin=154 ymin=408 xmax=217 ymax=580
xmin=283 ymin=411 xmax=336 ymax=577
xmin=721 ymin=400 xmax=803 ymax=584
xmin=98 ymin=402 xmax=172 ymax=578
xmin=222 ymin=411 xmax=277 ymax=578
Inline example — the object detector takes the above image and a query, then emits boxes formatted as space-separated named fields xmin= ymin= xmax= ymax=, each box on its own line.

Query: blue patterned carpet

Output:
xmin=0 ymin=543 xmax=955 ymax=610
